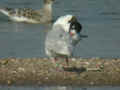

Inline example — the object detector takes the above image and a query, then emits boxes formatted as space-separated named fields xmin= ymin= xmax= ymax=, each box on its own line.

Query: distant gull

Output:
xmin=45 ymin=15 xmax=82 ymax=70
xmin=0 ymin=0 xmax=55 ymax=23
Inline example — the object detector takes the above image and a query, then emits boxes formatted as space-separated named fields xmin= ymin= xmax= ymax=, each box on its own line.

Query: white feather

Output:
xmin=0 ymin=9 xmax=9 ymax=16
xmin=53 ymin=15 xmax=73 ymax=32
xmin=0 ymin=9 xmax=37 ymax=23
xmin=9 ymin=16 xmax=38 ymax=23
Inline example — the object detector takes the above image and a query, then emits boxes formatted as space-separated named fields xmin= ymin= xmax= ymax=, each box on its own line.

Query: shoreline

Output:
xmin=0 ymin=58 xmax=120 ymax=86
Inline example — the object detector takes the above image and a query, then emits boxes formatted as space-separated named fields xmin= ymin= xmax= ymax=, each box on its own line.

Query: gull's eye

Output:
xmin=71 ymin=25 xmax=75 ymax=29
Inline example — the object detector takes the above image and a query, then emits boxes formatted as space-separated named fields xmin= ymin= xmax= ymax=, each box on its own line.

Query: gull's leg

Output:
xmin=65 ymin=57 xmax=69 ymax=67
xmin=51 ymin=57 xmax=58 ymax=67
xmin=51 ymin=57 xmax=57 ymax=64
xmin=62 ymin=57 xmax=69 ymax=68
xmin=52 ymin=57 xmax=63 ymax=71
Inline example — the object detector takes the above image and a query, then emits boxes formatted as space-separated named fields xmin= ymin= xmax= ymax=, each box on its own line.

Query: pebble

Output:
xmin=11 ymin=71 xmax=17 ymax=74
xmin=90 ymin=81 xmax=94 ymax=85
xmin=45 ymin=77 xmax=49 ymax=80
xmin=71 ymin=58 xmax=76 ymax=61
xmin=1 ymin=60 xmax=9 ymax=65
xmin=7 ymin=80 xmax=12 ymax=85
xmin=18 ymin=67 xmax=25 ymax=72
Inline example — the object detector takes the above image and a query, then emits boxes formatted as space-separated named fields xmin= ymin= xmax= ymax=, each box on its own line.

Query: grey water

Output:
xmin=0 ymin=86 xmax=120 ymax=90
xmin=0 ymin=0 xmax=120 ymax=58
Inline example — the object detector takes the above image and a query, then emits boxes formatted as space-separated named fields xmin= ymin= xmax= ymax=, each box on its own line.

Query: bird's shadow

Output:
xmin=63 ymin=66 xmax=87 ymax=74
xmin=80 ymin=34 xmax=88 ymax=38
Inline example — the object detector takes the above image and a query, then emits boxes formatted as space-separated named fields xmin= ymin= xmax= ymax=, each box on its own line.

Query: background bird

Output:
xmin=45 ymin=15 xmax=82 ymax=70
xmin=0 ymin=0 xmax=55 ymax=23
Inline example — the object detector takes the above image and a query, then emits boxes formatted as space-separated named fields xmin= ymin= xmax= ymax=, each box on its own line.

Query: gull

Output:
xmin=45 ymin=15 xmax=82 ymax=69
xmin=0 ymin=0 xmax=55 ymax=23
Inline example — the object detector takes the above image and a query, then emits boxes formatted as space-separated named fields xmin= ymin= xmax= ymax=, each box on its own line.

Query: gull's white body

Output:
xmin=45 ymin=15 xmax=81 ymax=59
xmin=45 ymin=25 xmax=73 ymax=58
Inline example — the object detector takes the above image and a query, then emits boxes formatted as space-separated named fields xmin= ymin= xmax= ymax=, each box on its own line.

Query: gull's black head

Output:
xmin=68 ymin=16 xmax=82 ymax=36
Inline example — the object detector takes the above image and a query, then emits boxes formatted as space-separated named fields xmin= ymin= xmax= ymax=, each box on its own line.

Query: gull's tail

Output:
xmin=0 ymin=8 xmax=13 ymax=17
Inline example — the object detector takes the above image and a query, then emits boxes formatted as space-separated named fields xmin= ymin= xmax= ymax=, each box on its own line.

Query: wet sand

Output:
xmin=0 ymin=58 xmax=120 ymax=86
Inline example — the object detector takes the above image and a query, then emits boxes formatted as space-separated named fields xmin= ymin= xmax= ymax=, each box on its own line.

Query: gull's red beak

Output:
xmin=70 ymin=31 xmax=75 ymax=36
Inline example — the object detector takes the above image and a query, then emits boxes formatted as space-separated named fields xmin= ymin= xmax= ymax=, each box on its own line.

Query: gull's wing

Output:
xmin=0 ymin=8 xmax=42 ymax=16
xmin=45 ymin=25 xmax=73 ymax=57
xmin=0 ymin=8 xmax=43 ymax=22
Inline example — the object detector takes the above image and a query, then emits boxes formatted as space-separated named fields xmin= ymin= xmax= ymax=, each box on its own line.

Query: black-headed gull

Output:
xmin=45 ymin=15 xmax=82 ymax=70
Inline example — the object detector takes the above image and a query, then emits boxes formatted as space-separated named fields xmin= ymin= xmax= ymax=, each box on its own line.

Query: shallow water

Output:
xmin=0 ymin=86 xmax=120 ymax=90
xmin=0 ymin=0 xmax=120 ymax=58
